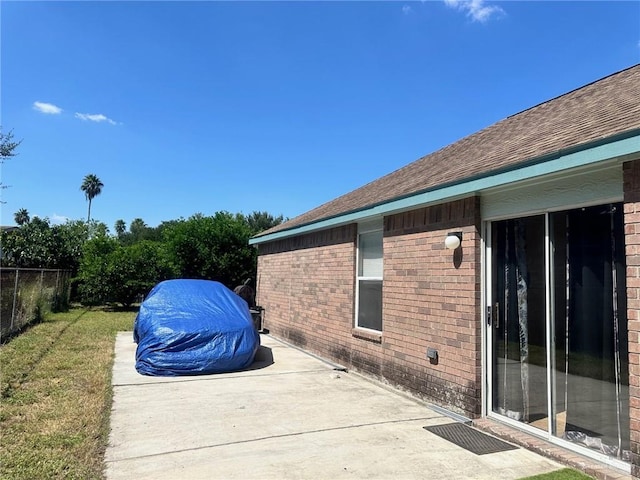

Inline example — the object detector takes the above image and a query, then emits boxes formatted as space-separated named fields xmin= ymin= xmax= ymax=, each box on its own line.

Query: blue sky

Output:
xmin=1 ymin=1 xmax=639 ymax=230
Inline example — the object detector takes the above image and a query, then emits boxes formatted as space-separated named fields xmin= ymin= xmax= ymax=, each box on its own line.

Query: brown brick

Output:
xmin=256 ymin=198 xmax=482 ymax=417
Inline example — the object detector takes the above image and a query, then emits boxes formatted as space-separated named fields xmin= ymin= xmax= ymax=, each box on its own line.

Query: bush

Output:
xmin=76 ymin=235 xmax=118 ymax=305
xmin=106 ymin=241 xmax=175 ymax=306
xmin=162 ymin=212 xmax=256 ymax=288
xmin=76 ymin=237 xmax=175 ymax=306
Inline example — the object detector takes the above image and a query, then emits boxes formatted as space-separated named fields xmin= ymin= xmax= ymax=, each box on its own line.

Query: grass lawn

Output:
xmin=0 ymin=308 xmax=135 ymax=480
xmin=518 ymin=468 xmax=594 ymax=479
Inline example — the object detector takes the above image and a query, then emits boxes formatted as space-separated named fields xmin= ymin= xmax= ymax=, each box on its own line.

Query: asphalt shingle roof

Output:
xmin=258 ymin=65 xmax=640 ymax=239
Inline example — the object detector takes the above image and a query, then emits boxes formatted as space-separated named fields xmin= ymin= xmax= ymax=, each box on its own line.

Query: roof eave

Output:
xmin=249 ymin=132 xmax=640 ymax=246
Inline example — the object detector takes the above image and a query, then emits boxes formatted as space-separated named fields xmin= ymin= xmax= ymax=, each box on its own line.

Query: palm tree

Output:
xmin=114 ymin=219 xmax=127 ymax=237
xmin=80 ymin=174 xmax=104 ymax=222
xmin=14 ymin=208 xmax=30 ymax=226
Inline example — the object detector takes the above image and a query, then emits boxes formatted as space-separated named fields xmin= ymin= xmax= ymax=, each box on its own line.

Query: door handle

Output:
xmin=488 ymin=303 xmax=499 ymax=328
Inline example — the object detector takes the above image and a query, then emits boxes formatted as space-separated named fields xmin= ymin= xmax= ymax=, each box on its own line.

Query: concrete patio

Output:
xmin=105 ymin=332 xmax=563 ymax=480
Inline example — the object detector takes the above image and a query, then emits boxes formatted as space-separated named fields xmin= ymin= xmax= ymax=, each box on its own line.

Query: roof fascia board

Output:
xmin=250 ymin=134 xmax=640 ymax=245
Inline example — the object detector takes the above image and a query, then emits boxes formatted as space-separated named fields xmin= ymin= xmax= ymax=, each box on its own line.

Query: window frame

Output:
xmin=355 ymin=220 xmax=383 ymax=332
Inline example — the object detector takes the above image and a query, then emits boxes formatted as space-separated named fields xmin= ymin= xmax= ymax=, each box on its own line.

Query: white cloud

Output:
xmin=75 ymin=112 xmax=118 ymax=125
xmin=50 ymin=214 xmax=70 ymax=225
xmin=33 ymin=101 xmax=63 ymax=114
xmin=444 ymin=0 xmax=505 ymax=23
xmin=402 ymin=5 xmax=413 ymax=15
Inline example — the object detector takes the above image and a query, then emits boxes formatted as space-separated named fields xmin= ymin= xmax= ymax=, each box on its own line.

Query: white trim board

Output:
xmin=481 ymin=163 xmax=623 ymax=220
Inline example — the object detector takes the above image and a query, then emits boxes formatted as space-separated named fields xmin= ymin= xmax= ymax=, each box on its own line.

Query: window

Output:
xmin=356 ymin=222 xmax=383 ymax=331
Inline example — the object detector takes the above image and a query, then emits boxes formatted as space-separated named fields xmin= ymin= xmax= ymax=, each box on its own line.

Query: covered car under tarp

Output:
xmin=134 ymin=279 xmax=260 ymax=376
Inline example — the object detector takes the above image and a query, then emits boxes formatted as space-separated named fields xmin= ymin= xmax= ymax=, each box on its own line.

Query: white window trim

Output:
xmin=355 ymin=219 xmax=383 ymax=332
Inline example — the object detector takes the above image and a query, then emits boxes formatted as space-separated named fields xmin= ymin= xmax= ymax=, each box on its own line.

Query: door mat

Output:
xmin=424 ymin=423 xmax=519 ymax=455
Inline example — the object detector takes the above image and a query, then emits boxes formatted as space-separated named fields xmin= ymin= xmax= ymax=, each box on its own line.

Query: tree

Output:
xmin=0 ymin=217 xmax=56 ymax=267
xmin=0 ymin=217 xmax=101 ymax=274
xmin=129 ymin=218 xmax=147 ymax=237
xmin=115 ymin=218 xmax=159 ymax=245
xmin=114 ymin=219 xmax=127 ymax=237
xmin=0 ymin=129 xmax=21 ymax=163
xmin=105 ymin=241 xmax=175 ymax=306
xmin=1 ymin=129 xmax=22 ymax=201
xmin=76 ymin=237 xmax=174 ymax=306
xmin=162 ymin=212 xmax=255 ymax=288
xmin=14 ymin=208 xmax=30 ymax=225
xmin=53 ymin=220 xmax=96 ymax=273
xmin=76 ymin=234 xmax=118 ymax=305
xmin=80 ymin=174 xmax=104 ymax=222
xmin=244 ymin=211 xmax=286 ymax=235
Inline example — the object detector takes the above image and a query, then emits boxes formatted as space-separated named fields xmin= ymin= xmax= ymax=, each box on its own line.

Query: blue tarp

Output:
xmin=134 ymin=279 xmax=260 ymax=376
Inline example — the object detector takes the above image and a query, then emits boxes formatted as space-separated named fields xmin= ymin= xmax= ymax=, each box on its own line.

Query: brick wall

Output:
xmin=256 ymin=225 xmax=357 ymax=358
xmin=624 ymin=159 xmax=640 ymax=478
xmin=383 ymin=196 xmax=482 ymax=415
xmin=256 ymin=196 xmax=482 ymax=418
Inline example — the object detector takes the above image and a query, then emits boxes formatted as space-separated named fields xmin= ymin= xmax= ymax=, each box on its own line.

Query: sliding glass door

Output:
xmin=488 ymin=204 xmax=629 ymax=462
xmin=491 ymin=215 xmax=547 ymax=426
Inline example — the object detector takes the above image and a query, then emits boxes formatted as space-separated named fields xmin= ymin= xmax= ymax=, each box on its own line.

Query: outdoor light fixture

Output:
xmin=444 ymin=232 xmax=462 ymax=250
